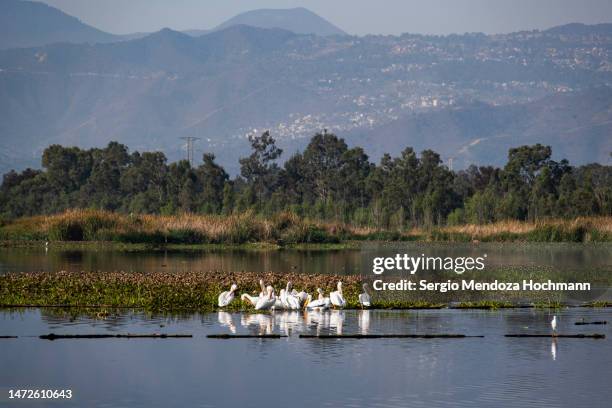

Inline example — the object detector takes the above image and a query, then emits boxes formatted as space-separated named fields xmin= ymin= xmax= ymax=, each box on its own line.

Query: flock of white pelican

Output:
xmin=217 ymin=280 xmax=372 ymax=310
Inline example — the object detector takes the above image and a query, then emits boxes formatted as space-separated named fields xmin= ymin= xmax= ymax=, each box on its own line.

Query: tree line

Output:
xmin=1 ymin=131 xmax=610 ymax=227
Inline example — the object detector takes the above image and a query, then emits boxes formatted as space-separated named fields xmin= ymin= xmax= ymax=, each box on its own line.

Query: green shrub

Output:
xmin=166 ymin=229 xmax=206 ymax=244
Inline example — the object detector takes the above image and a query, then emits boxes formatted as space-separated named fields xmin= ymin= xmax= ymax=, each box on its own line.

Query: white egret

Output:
xmin=330 ymin=281 xmax=346 ymax=308
xmin=218 ymin=284 xmax=238 ymax=307
xmin=359 ymin=283 xmax=371 ymax=308
xmin=551 ymin=315 xmax=557 ymax=336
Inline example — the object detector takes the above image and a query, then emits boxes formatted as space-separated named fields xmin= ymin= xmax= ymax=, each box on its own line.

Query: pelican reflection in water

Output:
xmin=240 ymin=313 xmax=274 ymax=335
xmin=217 ymin=311 xmax=236 ymax=334
xmin=329 ymin=310 xmax=345 ymax=335
xmin=359 ymin=309 xmax=370 ymax=334
xmin=275 ymin=311 xmax=305 ymax=335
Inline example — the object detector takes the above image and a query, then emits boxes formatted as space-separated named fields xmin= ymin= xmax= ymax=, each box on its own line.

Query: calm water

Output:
xmin=1 ymin=243 xmax=611 ymax=406
xmin=1 ymin=308 xmax=611 ymax=407
xmin=1 ymin=243 xmax=611 ymax=275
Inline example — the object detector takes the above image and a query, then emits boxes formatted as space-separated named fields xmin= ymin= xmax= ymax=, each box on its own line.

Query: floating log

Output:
xmin=299 ymin=334 xmax=483 ymax=339
xmin=40 ymin=333 xmax=192 ymax=340
xmin=207 ymin=334 xmax=287 ymax=339
xmin=0 ymin=335 xmax=18 ymax=339
xmin=505 ymin=334 xmax=605 ymax=339
xmin=575 ymin=321 xmax=607 ymax=325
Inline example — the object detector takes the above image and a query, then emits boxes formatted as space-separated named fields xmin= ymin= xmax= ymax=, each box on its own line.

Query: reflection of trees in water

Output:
xmin=1 ymin=247 xmax=364 ymax=275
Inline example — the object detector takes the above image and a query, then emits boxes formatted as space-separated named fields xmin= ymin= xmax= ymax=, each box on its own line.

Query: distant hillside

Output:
xmin=0 ymin=0 xmax=118 ymax=49
xmin=214 ymin=7 xmax=346 ymax=36
xmin=348 ymin=87 xmax=612 ymax=168
xmin=1 ymin=23 xmax=612 ymax=175
xmin=546 ymin=23 xmax=612 ymax=36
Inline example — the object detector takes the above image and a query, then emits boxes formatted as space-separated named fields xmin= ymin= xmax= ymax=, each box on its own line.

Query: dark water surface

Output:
xmin=1 ymin=242 xmax=611 ymax=275
xmin=0 ymin=308 xmax=610 ymax=407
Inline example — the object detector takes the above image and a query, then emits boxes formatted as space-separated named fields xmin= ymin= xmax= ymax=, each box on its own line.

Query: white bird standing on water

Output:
xmin=551 ymin=315 xmax=557 ymax=336
xmin=292 ymin=288 xmax=308 ymax=306
xmin=330 ymin=281 xmax=346 ymax=308
xmin=218 ymin=284 xmax=238 ymax=307
xmin=255 ymin=286 xmax=277 ymax=310
xmin=240 ymin=293 xmax=259 ymax=307
xmin=359 ymin=283 xmax=371 ymax=308
xmin=305 ymin=288 xmax=331 ymax=310
xmin=283 ymin=282 xmax=302 ymax=310
xmin=240 ymin=279 xmax=267 ymax=307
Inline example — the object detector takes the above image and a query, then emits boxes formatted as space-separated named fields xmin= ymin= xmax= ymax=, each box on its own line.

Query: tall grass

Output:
xmin=0 ymin=209 xmax=343 ymax=245
xmin=0 ymin=209 xmax=610 ymax=244
xmin=436 ymin=217 xmax=612 ymax=242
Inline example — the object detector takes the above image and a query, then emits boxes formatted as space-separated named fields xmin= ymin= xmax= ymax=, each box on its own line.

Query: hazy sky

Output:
xmin=40 ymin=0 xmax=612 ymax=36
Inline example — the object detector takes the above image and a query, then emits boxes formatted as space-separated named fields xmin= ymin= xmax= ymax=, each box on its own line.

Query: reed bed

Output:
xmin=0 ymin=209 xmax=346 ymax=245
xmin=0 ymin=209 xmax=610 ymax=244
xmin=430 ymin=216 xmax=612 ymax=242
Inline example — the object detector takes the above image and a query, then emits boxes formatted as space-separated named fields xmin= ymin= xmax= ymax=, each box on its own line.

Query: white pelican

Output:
xmin=218 ymin=284 xmax=237 ymax=307
xmin=330 ymin=281 xmax=347 ymax=308
xmin=274 ymin=289 xmax=287 ymax=310
xmin=291 ymin=288 xmax=308 ymax=306
xmin=305 ymin=288 xmax=331 ymax=310
xmin=359 ymin=283 xmax=371 ymax=308
xmin=240 ymin=293 xmax=259 ymax=307
xmin=279 ymin=282 xmax=301 ymax=310
xmin=241 ymin=279 xmax=267 ymax=307
xmin=551 ymin=315 xmax=557 ymax=335
xmin=280 ymin=286 xmax=289 ymax=307
xmin=255 ymin=286 xmax=276 ymax=310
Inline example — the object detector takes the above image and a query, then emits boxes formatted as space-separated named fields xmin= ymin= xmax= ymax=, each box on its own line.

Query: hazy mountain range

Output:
xmin=0 ymin=0 xmax=611 ymax=175
xmin=0 ymin=0 xmax=346 ymax=49
xmin=0 ymin=0 xmax=117 ymax=49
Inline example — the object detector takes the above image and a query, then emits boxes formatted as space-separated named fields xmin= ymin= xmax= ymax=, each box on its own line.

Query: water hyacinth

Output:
xmin=0 ymin=270 xmax=365 ymax=311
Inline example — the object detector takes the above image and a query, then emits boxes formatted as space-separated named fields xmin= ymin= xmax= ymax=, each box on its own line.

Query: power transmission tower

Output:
xmin=180 ymin=137 xmax=200 ymax=166
xmin=448 ymin=157 xmax=455 ymax=171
